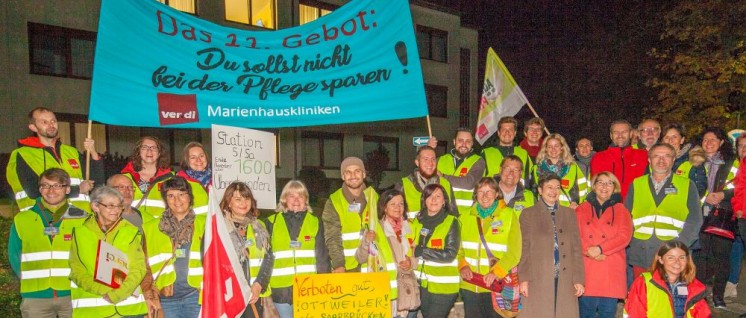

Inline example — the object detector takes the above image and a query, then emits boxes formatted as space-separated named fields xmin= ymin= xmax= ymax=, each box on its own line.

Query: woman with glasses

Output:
xmin=69 ymin=186 xmax=148 ymax=317
xmin=120 ymin=136 xmax=174 ymax=219
xmin=575 ymin=172 xmax=632 ymax=318
xmin=142 ymin=176 xmax=205 ymax=317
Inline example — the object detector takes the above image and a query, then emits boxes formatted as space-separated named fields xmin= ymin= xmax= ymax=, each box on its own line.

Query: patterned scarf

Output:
xmin=159 ymin=209 xmax=196 ymax=248
xmin=538 ymin=159 xmax=570 ymax=179
xmin=185 ymin=168 xmax=212 ymax=188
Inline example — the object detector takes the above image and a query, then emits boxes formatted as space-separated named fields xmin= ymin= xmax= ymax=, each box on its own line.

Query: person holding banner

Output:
xmin=220 ymin=181 xmax=274 ymax=317
xmin=142 ymin=176 xmax=205 ymax=318
xmin=396 ymin=146 xmax=457 ymax=219
xmin=436 ymin=129 xmax=486 ymax=216
xmin=355 ymin=189 xmax=416 ymax=318
xmin=518 ymin=174 xmax=585 ymax=318
xmin=408 ymin=184 xmax=461 ymax=318
xmin=68 ymin=186 xmax=148 ymax=317
xmin=120 ymin=136 xmax=174 ymax=219
xmin=531 ymin=133 xmax=588 ymax=208
xmin=322 ymin=156 xmax=379 ymax=273
xmin=494 ymin=155 xmax=535 ymax=216
xmin=458 ymin=177 xmax=522 ymax=318
xmin=482 ymin=117 xmax=534 ymax=187
xmin=7 ymin=107 xmax=103 ymax=213
xmin=8 ymin=168 xmax=87 ymax=318
xmin=267 ymin=180 xmax=329 ymax=318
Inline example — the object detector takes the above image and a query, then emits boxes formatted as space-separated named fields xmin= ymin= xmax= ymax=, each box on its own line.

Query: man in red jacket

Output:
xmin=590 ymin=120 xmax=648 ymax=200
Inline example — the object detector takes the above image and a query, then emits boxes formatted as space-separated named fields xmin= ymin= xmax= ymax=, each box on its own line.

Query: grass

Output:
xmin=0 ymin=216 xmax=21 ymax=317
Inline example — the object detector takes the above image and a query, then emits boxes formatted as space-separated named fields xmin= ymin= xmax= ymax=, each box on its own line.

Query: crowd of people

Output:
xmin=6 ymin=106 xmax=746 ymax=318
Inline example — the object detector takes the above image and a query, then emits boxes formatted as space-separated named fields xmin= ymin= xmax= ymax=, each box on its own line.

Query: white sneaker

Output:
xmin=724 ymin=282 xmax=738 ymax=298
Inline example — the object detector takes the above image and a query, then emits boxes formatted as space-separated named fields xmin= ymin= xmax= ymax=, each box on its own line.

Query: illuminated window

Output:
xmin=225 ymin=0 xmax=276 ymax=29
xmin=157 ymin=0 xmax=196 ymax=14
xmin=299 ymin=1 xmax=335 ymax=25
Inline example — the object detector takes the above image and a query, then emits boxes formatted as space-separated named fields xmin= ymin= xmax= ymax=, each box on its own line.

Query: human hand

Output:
xmin=705 ymin=192 xmax=725 ymax=205
xmin=159 ymin=284 xmax=174 ymax=297
xmin=586 ymin=246 xmax=601 ymax=258
xmin=570 ymin=202 xmax=579 ymax=209
xmin=574 ymin=283 xmax=585 ymax=297
xmin=146 ymin=296 xmax=161 ymax=318
xmin=249 ymin=283 xmax=262 ymax=304
xmin=365 ymin=230 xmax=376 ymax=242
xmin=332 ymin=267 xmax=346 ymax=273
xmin=738 ymin=210 xmax=744 ymax=218
xmin=84 ymin=138 xmax=100 ymax=160
xmin=519 ymin=281 xmax=529 ymax=297
xmin=79 ymin=180 xmax=95 ymax=194
xmin=483 ymin=273 xmax=497 ymax=286
xmin=594 ymin=254 xmax=606 ymax=261
xmin=426 ymin=136 xmax=438 ymax=149
xmin=459 ymin=266 xmax=473 ymax=280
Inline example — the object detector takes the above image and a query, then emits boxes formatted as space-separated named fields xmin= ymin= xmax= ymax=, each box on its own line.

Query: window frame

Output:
xmin=27 ymin=22 xmax=96 ymax=80
xmin=299 ymin=0 xmax=337 ymax=25
xmin=225 ymin=0 xmax=278 ymax=30
xmin=55 ymin=112 xmax=110 ymax=154
xmin=416 ymin=25 xmax=448 ymax=63
xmin=363 ymin=135 xmax=400 ymax=171
xmin=301 ymin=131 xmax=344 ymax=169
xmin=425 ymin=84 xmax=449 ymax=118
xmin=158 ymin=0 xmax=198 ymax=14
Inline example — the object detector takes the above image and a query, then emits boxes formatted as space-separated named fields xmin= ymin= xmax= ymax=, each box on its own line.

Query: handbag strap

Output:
xmin=476 ymin=216 xmax=497 ymax=260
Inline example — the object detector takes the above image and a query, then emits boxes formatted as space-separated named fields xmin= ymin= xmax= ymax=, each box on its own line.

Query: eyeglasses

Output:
xmin=113 ymin=185 xmax=135 ymax=192
xmin=640 ymin=128 xmax=659 ymax=134
xmin=140 ymin=145 xmax=159 ymax=152
xmin=595 ymin=181 xmax=615 ymax=187
xmin=97 ymin=202 xmax=123 ymax=210
xmin=39 ymin=183 xmax=68 ymax=190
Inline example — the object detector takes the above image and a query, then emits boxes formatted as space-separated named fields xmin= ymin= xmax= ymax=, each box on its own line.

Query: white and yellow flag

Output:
xmin=475 ymin=48 xmax=530 ymax=145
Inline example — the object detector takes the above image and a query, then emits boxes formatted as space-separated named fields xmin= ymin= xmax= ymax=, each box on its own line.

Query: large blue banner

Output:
xmin=89 ymin=0 xmax=427 ymax=128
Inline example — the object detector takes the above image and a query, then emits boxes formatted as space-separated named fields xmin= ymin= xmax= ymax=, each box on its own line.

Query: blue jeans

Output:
xmin=161 ymin=291 xmax=201 ymax=318
xmin=275 ymin=302 xmax=293 ymax=318
xmin=729 ymin=236 xmax=744 ymax=283
xmin=579 ymin=296 xmax=618 ymax=318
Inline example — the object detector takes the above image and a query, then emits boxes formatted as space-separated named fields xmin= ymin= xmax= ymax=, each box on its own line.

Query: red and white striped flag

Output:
xmin=200 ymin=188 xmax=252 ymax=318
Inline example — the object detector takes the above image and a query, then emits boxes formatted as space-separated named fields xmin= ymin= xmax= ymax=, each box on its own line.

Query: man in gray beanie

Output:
xmin=322 ymin=156 xmax=379 ymax=272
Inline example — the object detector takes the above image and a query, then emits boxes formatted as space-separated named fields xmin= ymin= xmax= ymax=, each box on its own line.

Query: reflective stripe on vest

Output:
xmin=329 ymin=187 xmax=378 ymax=270
xmin=14 ymin=207 xmax=85 ymax=293
xmin=8 ymin=144 xmax=89 ymax=212
xmin=142 ymin=215 xmax=205 ymax=290
xmin=458 ymin=206 xmax=515 ymax=292
xmin=437 ymin=154 xmax=481 ymax=215
xmin=408 ymin=215 xmax=460 ymax=294
xmin=631 ymin=175 xmax=690 ymax=241
xmin=401 ymin=176 xmax=453 ymax=219
xmin=245 ymin=220 xmax=272 ymax=297
xmin=70 ymin=218 xmax=147 ymax=316
xmin=269 ymin=212 xmax=319 ymax=288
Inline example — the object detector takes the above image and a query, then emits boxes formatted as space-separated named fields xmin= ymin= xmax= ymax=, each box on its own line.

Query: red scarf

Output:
xmin=520 ymin=138 xmax=542 ymax=159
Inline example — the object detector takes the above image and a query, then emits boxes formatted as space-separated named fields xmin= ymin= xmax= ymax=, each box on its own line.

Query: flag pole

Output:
xmin=426 ymin=115 xmax=433 ymax=138
xmin=85 ymin=120 xmax=92 ymax=180
xmin=524 ymin=101 xmax=550 ymax=135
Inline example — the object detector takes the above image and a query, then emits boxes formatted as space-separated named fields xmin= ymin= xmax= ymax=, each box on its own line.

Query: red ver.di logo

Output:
xmin=157 ymin=93 xmax=199 ymax=126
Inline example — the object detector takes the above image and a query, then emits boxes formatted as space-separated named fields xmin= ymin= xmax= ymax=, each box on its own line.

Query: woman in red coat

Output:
xmin=575 ymin=171 xmax=632 ymax=318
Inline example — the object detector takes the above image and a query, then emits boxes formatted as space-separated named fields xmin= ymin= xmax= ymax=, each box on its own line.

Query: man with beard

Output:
xmin=625 ymin=144 xmax=701 ymax=280
xmin=396 ymin=146 xmax=457 ymax=219
xmin=495 ymin=155 xmax=535 ymax=216
xmin=435 ymin=129 xmax=485 ymax=216
xmin=635 ymin=119 xmax=662 ymax=151
xmin=482 ymin=117 xmax=533 ymax=186
xmin=590 ymin=120 xmax=648 ymax=200
xmin=6 ymin=107 xmax=103 ymax=212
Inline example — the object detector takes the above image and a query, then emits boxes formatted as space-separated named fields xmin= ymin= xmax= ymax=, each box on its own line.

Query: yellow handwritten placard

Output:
xmin=293 ymin=272 xmax=391 ymax=318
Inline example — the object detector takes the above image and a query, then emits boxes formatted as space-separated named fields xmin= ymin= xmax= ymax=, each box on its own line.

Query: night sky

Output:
xmin=429 ymin=0 xmax=671 ymax=148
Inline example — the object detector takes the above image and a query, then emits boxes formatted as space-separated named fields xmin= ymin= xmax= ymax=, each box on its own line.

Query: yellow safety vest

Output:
xmin=531 ymin=162 xmax=588 ymax=206
xmin=458 ymin=206 xmax=518 ymax=293
xmin=437 ymin=154 xmax=482 ymax=215
xmin=401 ymin=176 xmax=453 ymax=219
xmin=408 ymin=215 xmax=460 ymax=294
xmin=482 ymin=146 xmax=533 ymax=184
xmin=142 ymin=215 xmax=205 ymax=290
xmin=268 ymin=212 xmax=319 ymax=288
xmin=14 ymin=203 xmax=86 ymax=293
xmin=121 ymin=172 xmax=174 ymax=219
xmin=506 ymin=190 xmax=535 ymax=217
xmin=622 ymin=272 xmax=699 ymax=318
xmin=630 ymin=175 xmax=690 ymax=241
xmin=7 ymin=144 xmax=90 ymax=212
xmin=70 ymin=217 xmax=147 ymax=316
xmin=245 ymin=221 xmax=272 ymax=297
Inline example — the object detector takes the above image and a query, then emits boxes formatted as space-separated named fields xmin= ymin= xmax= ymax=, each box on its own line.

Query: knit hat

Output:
xmin=340 ymin=156 xmax=365 ymax=175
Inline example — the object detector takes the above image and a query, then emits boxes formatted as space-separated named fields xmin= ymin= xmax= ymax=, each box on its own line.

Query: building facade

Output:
xmin=0 ymin=0 xmax=478 ymax=191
